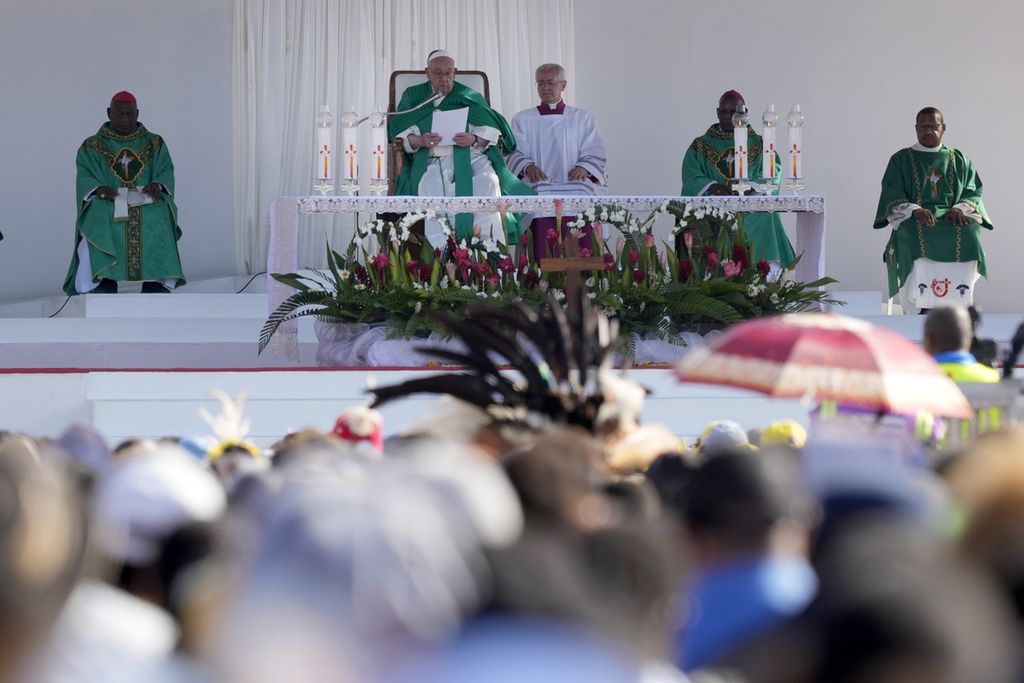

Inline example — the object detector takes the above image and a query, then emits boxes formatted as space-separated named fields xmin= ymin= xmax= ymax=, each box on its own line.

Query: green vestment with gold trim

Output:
xmin=63 ymin=123 xmax=184 ymax=294
xmin=872 ymin=145 xmax=991 ymax=298
xmin=681 ymin=124 xmax=795 ymax=265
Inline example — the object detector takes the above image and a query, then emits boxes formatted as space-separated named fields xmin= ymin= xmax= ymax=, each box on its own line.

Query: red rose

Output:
xmin=732 ymin=244 xmax=749 ymax=269
xmin=633 ymin=269 xmax=646 ymax=283
xmin=757 ymin=260 xmax=771 ymax=277
xmin=679 ymin=259 xmax=694 ymax=282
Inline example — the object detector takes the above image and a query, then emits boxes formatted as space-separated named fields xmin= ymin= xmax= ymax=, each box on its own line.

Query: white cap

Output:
xmin=92 ymin=445 xmax=227 ymax=565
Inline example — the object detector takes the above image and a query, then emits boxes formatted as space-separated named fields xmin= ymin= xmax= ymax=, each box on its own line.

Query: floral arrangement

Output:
xmin=258 ymin=201 xmax=838 ymax=355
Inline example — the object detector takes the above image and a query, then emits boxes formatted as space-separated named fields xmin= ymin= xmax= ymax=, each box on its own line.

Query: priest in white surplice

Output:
xmin=506 ymin=63 xmax=608 ymax=261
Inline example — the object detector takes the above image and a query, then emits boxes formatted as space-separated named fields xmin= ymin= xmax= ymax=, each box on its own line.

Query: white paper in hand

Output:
xmin=432 ymin=107 xmax=469 ymax=145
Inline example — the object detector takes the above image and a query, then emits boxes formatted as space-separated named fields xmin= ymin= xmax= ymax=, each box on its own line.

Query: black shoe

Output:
xmin=141 ymin=281 xmax=171 ymax=294
xmin=92 ymin=278 xmax=118 ymax=294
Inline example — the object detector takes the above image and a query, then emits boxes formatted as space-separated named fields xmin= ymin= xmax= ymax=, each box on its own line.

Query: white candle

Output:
xmin=341 ymin=124 xmax=358 ymax=181
xmin=733 ymin=125 xmax=748 ymax=180
xmin=761 ymin=104 xmax=778 ymax=180
xmin=786 ymin=104 xmax=804 ymax=180
xmin=370 ymin=116 xmax=387 ymax=182
xmin=316 ymin=125 xmax=332 ymax=181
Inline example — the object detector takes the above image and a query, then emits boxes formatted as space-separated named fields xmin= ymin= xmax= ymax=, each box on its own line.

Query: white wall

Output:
xmin=573 ymin=0 xmax=1022 ymax=313
xmin=0 ymin=0 xmax=234 ymax=302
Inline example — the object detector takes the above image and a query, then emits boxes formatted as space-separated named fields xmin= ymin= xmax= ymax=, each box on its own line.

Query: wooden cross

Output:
xmin=540 ymin=234 xmax=605 ymax=318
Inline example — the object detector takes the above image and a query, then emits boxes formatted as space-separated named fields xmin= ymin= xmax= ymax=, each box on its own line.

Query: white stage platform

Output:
xmin=1 ymin=278 xmax=1021 ymax=445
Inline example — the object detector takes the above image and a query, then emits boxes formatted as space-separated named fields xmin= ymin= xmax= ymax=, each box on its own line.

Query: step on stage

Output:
xmin=1 ymin=277 xmax=1020 ymax=445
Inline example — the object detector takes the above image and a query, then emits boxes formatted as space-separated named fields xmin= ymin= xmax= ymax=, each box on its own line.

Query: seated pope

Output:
xmin=64 ymin=91 xmax=184 ymax=294
xmin=681 ymin=90 xmax=795 ymax=276
xmin=388 ymin=50 xmax=533 ymax=245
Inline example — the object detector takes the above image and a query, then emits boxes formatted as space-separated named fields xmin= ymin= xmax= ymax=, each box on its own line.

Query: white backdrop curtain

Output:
xmin=233 ymin=0 xmax=575 ymax=273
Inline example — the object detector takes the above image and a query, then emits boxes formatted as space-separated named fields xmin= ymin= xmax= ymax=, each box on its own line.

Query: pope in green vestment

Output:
xmin=681 ymin=123 xmax=795 ymax=266
xmin=873 ymin=138 xmax=991 ymax=300
xmin=64 ymin=95 xmax=184 ymax=294
xmin=389 ymin=55 xmax=533 ymax=242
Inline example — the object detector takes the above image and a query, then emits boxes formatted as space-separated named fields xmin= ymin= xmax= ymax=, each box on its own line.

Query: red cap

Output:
xmin=331 ymin=406 xmax=384 ymax=453
xmin=111 ymin=91 xmax=137 ymax=104
xmin=720 ymin=90 xmax=744 ymax=104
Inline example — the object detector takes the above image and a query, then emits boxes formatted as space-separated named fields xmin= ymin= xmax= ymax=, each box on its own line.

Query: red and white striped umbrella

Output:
xmin=674 ymin=312 xmax=973 ymax=419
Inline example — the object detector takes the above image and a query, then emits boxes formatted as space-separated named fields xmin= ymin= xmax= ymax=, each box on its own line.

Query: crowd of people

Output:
xmin=0 ymin=301 xmax=1021 ymax=682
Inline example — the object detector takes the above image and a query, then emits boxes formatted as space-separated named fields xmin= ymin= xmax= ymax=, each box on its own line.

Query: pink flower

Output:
xmin=486 ymin=272 xmax=501 ymax=285
xmin=604 ymin=252 xmax=616 ymax=271
xmin=354 ymin=266 xmax=369 ymax=284
xmin=706 ymin=252 xmax=719 ymax=271
xmin=628 ymin=248 xmax=640 ymax=266
xmin=498 ymin=256 xmax=514 ymax=273
xmin=434 ymin=247 xmax=442 ymax=259
xmin=682 ymin=230 xmax=694 ymax=257
xmin=579 ymin=247 xmax=592 ymax=258
xmin=643 ymin=234 xmax=655 ymax=248
xmin=419 ymin=263 xmax=432 ymax=281
xmin=473 ymin=225 xmax=482 ymax=237
xmin=520 ymin=230 xmax=530 ymax=247
xmin=569 ymin=227 xmax=584 ymax=240
xmin=757 ymin=260 xmax=771 ymax=277
xmin=406 ymin=259 xmax=420 ymax=277
xmin=679 ymin=259 xmax=694 ymax=282
xmin=539 ymin=279 xmax=549 ymax=293
xmin=722 ymin=260 xmax=743 ymax=277
xmin=553 ymin=198 xmax=564 ymax=222
xmin=453 ymin=248 xmax=471 ymax=264
xmin=546 ymin=228 xmax=559 ymax=247
xmin=524 ymin=269 xmax=540 ymax=287
xmin=633 ymin=269 xmax=646 ymax=283
xmin=445 ymin=262 xmax=457 ymax=282
xmin=371 ymin=253 xmax=391 ymax=271
xmin=471 ymin=261 xmax=490 ymax=276
xmin=519 ymin=253 xmax=530 ymax=270
xmin=615 ymin=237 xmax=625 ymax=255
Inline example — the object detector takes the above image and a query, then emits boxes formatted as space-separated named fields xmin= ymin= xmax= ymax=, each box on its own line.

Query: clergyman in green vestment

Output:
xmin=681 ymin=91 xmax=795 ymax=273
xmin=389 ymin=50 xmax=533 ymax=244
xmin=64 ymin=91 xmax=185 ymax=295
xmin=873 ymin=107 xmax=991 ymax=313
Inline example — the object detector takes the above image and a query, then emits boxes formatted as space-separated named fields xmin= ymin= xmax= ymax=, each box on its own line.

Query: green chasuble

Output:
xmin=64 ymin=123 xmax=185 ymax=294
xmin=872 ymin=145 xmax=992 ymax=298
xmin=388 ymin=81 xmax=534 ymax=241
xmin=681 ymin=125 xmax=796 ymax=265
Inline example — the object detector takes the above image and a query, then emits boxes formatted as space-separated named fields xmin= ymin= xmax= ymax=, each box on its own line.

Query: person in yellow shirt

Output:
xmin=923 ymin=306 xmax=1000 ymax=383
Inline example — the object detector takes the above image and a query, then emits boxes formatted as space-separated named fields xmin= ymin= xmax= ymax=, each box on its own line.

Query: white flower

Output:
xmin=387 ymin=227 xmax=397 ymax=241
xmin=770 ymin=293 xmax=780 ymax=304
xmin=426 ymin=209 xmax=437 ymax=219
xmin=400 ymin=227 xmax=411 ymax=241
xmin=677 ymin=220 xmax=687 ymax=229
xmin=746 ymin=285 xmax=758 ymax=297
xmin=462 ymin=285 xmax=474 ymax=291
xmin=477 ymin=291 xmax=488 ymax=298
xmin=339 ymin=270 xmax=350 ymax=280
xmin=585 ymin=277 xmax=596 ymax=288
xmin=600 ymin=209 xmax=609 ymax=221
xmin=483 ymin=239 xmax=498 ymax=253
xmin=659 ymin=200 xmax=669 ymax=213
xmin=703 ymin=272 xmax=712 ymax=281
xmin=442 ymin=224 xmax=453 ymax=236
xmin=354 ymin=283 xmax=366 ymax=290
xmin=439 ymin=276 xmax=449 ymax=287
xmin=639 ymin=302 xmax=646 ymax=312
xmin=694 ymin=209 xmax=705 ymax=219
xmin=553 ymin=289 xmax=566 ymax=301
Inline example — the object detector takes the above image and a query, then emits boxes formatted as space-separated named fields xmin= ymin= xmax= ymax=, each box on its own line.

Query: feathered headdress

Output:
xmin=199 ymin=389 xmax=261 ymax=460
xmin=369 ymin=291 xmax=643 ymax=435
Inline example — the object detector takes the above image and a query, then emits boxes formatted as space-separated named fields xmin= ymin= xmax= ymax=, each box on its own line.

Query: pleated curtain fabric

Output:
xmin=233 ymin=0 xmax=575 ymax=273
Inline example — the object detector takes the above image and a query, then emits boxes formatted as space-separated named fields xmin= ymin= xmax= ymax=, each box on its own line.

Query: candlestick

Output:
xmin=785 ymin=104 xmax=805 ymax=194
xmin=368 ymin=108 xmax=387 ymax=196
xmin=313 ymin=105 xmax=334 ymax=195
xmin=340 ymin=107 xmax=358 ymax=195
